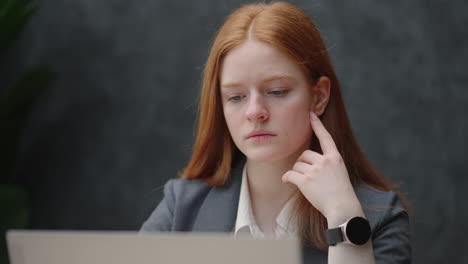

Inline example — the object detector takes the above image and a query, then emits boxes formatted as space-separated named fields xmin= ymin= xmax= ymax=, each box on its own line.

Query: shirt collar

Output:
xmin=234 ymin=163 xmax=297 ymax=237
xmin=234 ymin=163 xmax=258 ymax=235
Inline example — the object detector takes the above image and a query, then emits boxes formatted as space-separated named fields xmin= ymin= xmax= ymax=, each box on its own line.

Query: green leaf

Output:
xmin=0 ymin=0 xmax=17 ymax=18
xmin=0 ymin=0 xmax=37 ymax=54
xmin=0 ymin=66 xmax=55 ymax=119
xmin=0 ymin=67 xmax=55 ymax=183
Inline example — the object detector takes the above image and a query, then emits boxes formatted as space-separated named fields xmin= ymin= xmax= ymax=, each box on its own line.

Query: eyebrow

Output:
xmin=220 ymin=75 xmax=296 ymax=89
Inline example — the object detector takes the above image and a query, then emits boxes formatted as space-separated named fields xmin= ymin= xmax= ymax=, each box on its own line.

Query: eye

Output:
xmin=268 ymin=90 xmax=289 ymax=96
xmin=228 ymin=95 xmax=245 ymax=102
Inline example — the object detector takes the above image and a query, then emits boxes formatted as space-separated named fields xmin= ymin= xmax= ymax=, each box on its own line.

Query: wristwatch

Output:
xmin=326 ymin=216 xmax=371 ymax=246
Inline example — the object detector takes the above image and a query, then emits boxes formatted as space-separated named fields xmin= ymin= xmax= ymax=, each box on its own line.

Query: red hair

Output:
xmin=181 ymin=1 xmax=407 ymax=250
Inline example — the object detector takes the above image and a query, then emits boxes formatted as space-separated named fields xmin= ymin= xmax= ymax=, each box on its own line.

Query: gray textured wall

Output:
xmin=3 ymin=0 xmax=467 ymax=263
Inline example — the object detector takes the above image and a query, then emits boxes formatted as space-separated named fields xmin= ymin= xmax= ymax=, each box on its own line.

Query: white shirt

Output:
xmin=234 ymin=164 xmax=297 ymax=238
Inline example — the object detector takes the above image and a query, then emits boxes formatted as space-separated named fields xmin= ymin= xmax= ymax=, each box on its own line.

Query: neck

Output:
xmin=246 ymin=153 xmax=299 ymax=206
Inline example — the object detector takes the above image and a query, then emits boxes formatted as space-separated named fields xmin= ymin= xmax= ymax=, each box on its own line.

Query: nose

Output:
xmin=246 ymin=94 xmax=269 ymax=122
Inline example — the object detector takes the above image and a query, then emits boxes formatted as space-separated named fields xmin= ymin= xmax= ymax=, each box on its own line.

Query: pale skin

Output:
xmin=284 ymin=112 xmax=375 ymax=263
xmin=220 ymin=38 xmax=375 ymax=263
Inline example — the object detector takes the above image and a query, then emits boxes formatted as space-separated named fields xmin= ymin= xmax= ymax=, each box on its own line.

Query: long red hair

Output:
xmin=181 ymin=1 xmax=406 ymax=250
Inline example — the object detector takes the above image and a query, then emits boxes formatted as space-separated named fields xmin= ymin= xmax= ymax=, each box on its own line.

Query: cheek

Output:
xmin=279 ymin=102 xmax=311 ymax=135
xmin=223 ymin=107 xmax=242 ymax=137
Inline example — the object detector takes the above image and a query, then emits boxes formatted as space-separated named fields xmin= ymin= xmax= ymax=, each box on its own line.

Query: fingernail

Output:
xmin=310 ymin=111 xmax=318 ymax=120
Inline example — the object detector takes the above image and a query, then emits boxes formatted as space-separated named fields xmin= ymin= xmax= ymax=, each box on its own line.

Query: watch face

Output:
xmin=345 ymin=217 xmax=371 ymax=245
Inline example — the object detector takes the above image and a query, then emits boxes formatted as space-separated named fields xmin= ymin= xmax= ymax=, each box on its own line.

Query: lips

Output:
xmin=246 ymin=130 xmax=277 ymax=139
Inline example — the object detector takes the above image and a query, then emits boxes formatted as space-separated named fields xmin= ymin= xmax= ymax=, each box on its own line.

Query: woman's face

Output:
xmin=220 ymin=39 xmax=313 ymax=162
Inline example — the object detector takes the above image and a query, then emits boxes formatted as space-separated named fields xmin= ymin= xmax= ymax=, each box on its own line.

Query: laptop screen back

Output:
xmin=7 ymin=230 xmax=301 ymax=264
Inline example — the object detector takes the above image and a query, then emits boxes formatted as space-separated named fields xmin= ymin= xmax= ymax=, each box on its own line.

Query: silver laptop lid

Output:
xmin=7 ymin=230 xmax=301 ymax=264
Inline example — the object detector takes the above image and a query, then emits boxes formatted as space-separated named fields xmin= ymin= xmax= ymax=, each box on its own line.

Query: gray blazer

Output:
xmin=141 ymin=157 xmax=411 ymax=263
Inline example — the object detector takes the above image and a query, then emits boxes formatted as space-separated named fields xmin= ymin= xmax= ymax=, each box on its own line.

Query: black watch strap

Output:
xmin=326 ymin=227 xmax=343 ymax=246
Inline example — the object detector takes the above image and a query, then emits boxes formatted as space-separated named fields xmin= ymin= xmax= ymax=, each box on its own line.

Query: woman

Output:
xmin=141 ymin=2 xmax=410 ymax=263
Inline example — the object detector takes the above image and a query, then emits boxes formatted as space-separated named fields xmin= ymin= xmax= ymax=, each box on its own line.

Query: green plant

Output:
xmin=0 ymin=0 xmax=55 ymax=263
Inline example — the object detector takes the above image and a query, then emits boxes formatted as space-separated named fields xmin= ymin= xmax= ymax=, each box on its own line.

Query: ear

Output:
xmin=310 ymin=76 xmax=331 ymax=116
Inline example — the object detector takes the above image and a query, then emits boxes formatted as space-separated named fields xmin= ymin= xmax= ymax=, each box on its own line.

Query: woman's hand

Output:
xmin=282 ymin=111 xmax=364 ymax=226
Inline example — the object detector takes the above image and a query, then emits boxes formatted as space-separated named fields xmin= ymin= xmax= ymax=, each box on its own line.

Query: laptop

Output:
xmin=6 ymin=230 xmax=301 ymax=264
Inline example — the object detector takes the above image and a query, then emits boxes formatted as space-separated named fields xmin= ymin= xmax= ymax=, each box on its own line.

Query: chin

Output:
xmin=242 ymin=148 xmax=292 ymax=163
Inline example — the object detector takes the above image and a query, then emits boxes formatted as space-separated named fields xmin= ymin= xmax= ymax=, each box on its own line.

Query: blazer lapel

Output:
xmin=192 ymin=157 xmax=245 ymax=232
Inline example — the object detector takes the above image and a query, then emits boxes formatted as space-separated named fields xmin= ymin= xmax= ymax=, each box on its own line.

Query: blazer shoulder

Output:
xmin=165 ymin=177 xmax=213 ymax=205
xmin=354 ymin=184 xmax=408 ymax=232
xmin=354 ymin=185 xmax=411 ymax=262
xmin=354 ymin=184 xmax=403 ymax=207
xmin=140 ymin=177 xmax=213 ymax=232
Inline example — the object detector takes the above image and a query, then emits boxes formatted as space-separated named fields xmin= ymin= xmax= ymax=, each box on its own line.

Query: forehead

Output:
xmin=220 ymin=39 xmax=307 ymax=87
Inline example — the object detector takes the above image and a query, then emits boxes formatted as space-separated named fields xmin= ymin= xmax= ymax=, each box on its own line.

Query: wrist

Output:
xmin=326 ymin=203 xmax=365 ymax=228
xmin=326 ymin=216 xmax=372 ymax=246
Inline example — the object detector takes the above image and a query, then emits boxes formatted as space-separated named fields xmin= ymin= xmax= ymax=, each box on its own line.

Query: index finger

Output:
xmin=310 ymin=111 xmax=337 ymax=154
